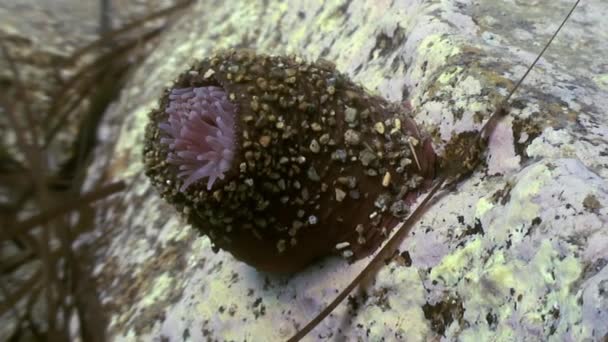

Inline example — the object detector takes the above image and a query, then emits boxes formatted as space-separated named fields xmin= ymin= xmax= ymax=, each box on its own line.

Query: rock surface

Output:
xmin=83 ymin=0 xmax=608 ymax=340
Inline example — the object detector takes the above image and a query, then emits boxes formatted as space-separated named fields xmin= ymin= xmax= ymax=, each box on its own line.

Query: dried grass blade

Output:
xmin=2 ymin=181 xmax=126 ymax=242
xmin=0 ymin=269 xmax=42 ymax=317
xmin=64 ymin=0 xmax=195 ymax=65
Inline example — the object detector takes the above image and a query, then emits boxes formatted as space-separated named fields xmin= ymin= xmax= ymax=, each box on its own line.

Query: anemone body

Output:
xmin=144 ymin=50 xmax=436 ymax=273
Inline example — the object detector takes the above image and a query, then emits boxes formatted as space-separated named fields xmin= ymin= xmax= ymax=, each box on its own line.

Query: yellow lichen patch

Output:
xmin=504 ymin=162 xmax=552 ymax=222
xmin=511 ymin=241 xmax=583 ymax=335
xmin=468 ymin=100 xmax=487 ymax=113
xmin=437 ymin=66 xmax=463 ymax=84
xmin=422 ymin=34 xmax=461 ymax=63
xmin=196 ymin=274 xmax=227 ymax=315
xmin=356 ymin=267 xmax=430 ymax=341
xmin=455 ymin=75 xmax=483 ymax=97
xmin=512 ymin=177 xmax=544 ymax=200
xmin=593 ymin=73 xmax=608 ymax=91
xmin=475 ymin=197 xmax=494 ymax=218
xmin=544 ymin=254 xmax=585 ymax=338
xmin=430 ymin=238 xmax=483 ymax=286
xmin=484 ymin=253 xmax=518 ymax=292
xmin=357 ymin=63 xmax=397 ymax=93
xmin=267 ymin=1 xmax=289 ymax=25
xmin=153 ymin=215 xmax=193 ymax=245
xmin=436 ymin=236 xmax=585 ymax=340
xmin=362 ymin=305 xmax=429 ymax=342
xmin=141 ymin=273 xmax=174 ymax=307
xmin=285 ymin=23 xmax=306 ymax=51
xmin=409 ymin=34 xmax=461 ymax=85
xmin=316 ymin=3 xmax=346 ymax=33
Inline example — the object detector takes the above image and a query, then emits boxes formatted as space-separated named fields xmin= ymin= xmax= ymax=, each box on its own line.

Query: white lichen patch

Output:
xmin=527 ymin=127 xmax=608 ymax=179
xmin=527 ymin=128 xmax=575 ymax=159
xmin=414 ymin=65 xmax=491 ymax=146
xmin=487 ymin=117 xmax=521 ymax=175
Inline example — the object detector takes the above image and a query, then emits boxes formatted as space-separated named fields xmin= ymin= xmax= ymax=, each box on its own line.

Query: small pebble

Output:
xmin=342 ymin=250 xmax=354 ymax=258
xmin=203 ymin=69 xmax=215 ymax=78
xmin=308 ymin=215 xmax=318 ymax=225
xmin=359 ymin=150 xmax=376 ymax=166
xmin=259 ymin=136 xmax=271 ymax=147
xmin=345 ymin=107 xmax=358 ymax=123
xmin=374 ymin=122 xmax=385 ymax=134
xmin=335 ymin=188 xmax=346 ymax=202
xmin=382 ymin=172 xmax=391 ymax=187
xmin=390 ymin=200 xmax=410 ymax=218
xmin=337 ymin=176 xmax=357 ymax=189
xmin=400 ymin=158 xmax=412 ymax=168
xmin=276 ymin=240 xmax=286 ymax=253
xmin=344 ymin=129 xmax=361 ymax=145
xmin=331 ymin=149 xmax=347 ymax=162
xmin=394 ymin=118 xmax=401 ymax=129
xmin=307 ymin=166 xmax=320 ymax=181
xmin=309 ymin=139 xmax=321 ymax=153
xmin=335 ymin=241 xmax=351 ymax=250
xmin=256 ymin=77 xmax=268 ymax=89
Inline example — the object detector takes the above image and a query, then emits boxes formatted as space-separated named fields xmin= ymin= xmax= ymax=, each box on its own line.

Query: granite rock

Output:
xmin=82 ymin=0 xmax=608 ymax=340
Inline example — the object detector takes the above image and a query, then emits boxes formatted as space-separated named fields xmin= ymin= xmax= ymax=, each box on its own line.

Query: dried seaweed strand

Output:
xmin=43 ymin=0 xmax=195 ymax=146
xmin=0 ymin=39 xmax=39 ymax=146
xmin=64 ymin=0 xmax=194 ymax=65
xmin=0 ymin=269 xmax=42 ymax=317
xmin=2 ymin=180 xmax=126 ymax=242
xmin=45 ymin=26 xmax=165 ymax=144
xmin=0 ymin=38 xmax=60 ymax=331
xmin=0 ymin=1 xmax=192 ymax=338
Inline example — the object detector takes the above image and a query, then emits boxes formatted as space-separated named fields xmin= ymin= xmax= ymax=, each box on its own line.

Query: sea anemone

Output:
xmin=143 ymin=50 xmax=437 ymax=273
xmin=159 ymin=86 xmax=236 ymax=191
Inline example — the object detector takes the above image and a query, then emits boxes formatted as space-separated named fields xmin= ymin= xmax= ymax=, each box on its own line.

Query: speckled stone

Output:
xmin=80 ymin=0 xmax=608 ymax=341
